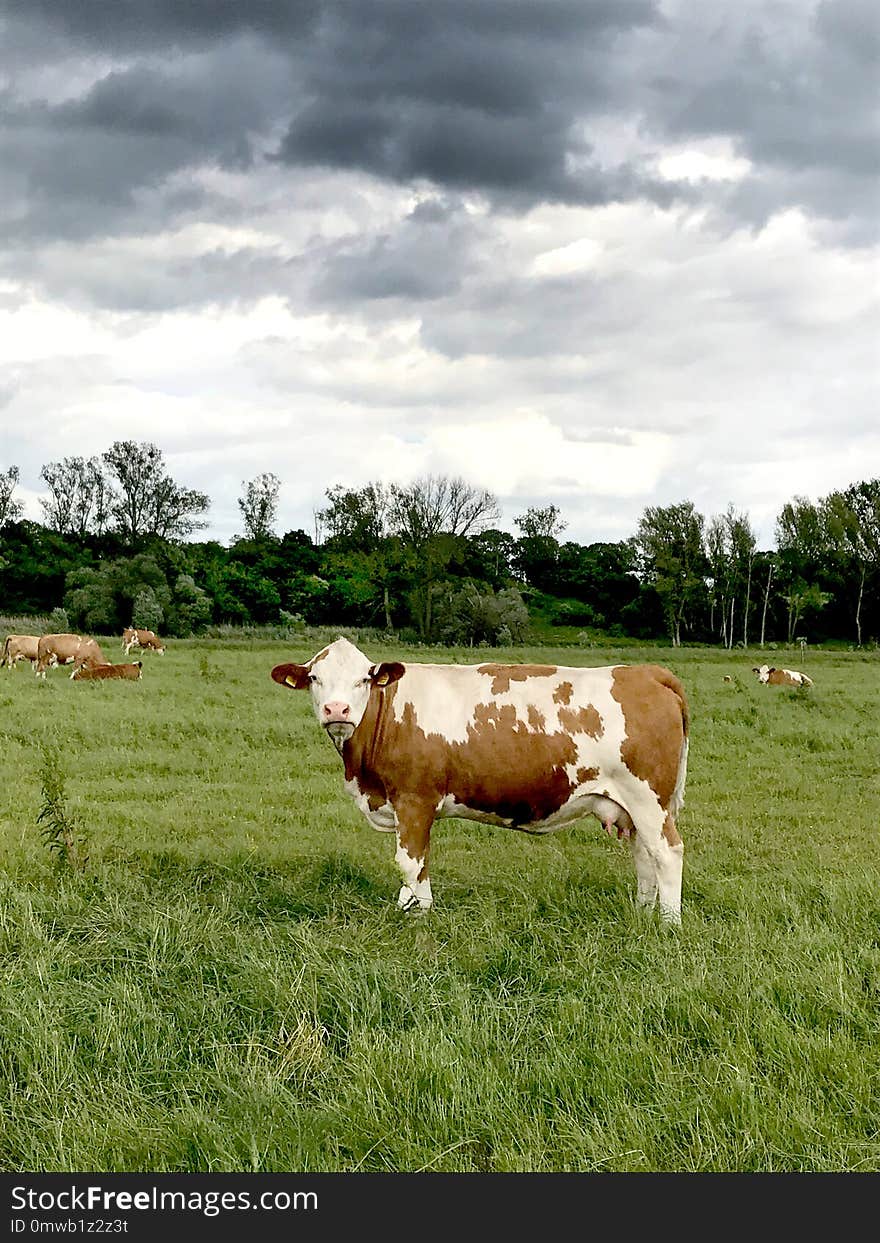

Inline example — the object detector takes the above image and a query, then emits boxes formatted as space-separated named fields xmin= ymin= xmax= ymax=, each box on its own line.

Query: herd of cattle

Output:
xmin=2 ymin=623 xmax=814 ymax=922
xmin=0 ymin=627 xmax=164 ymax=679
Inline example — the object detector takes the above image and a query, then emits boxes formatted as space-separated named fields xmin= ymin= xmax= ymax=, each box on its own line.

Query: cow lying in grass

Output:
xmin=752 ymin=664 xmax=813 ymax=688
xmin=272 ymin=637 xmax=690 ymax=924
xmin=73 ymin=661 xmax=143 ymax=681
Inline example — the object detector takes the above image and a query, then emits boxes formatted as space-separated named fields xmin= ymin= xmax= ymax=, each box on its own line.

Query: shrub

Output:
xmin=47 ymin=606 xmax=69 ymax=632
xmin=132 ymin=586 xmax=164 ymax=632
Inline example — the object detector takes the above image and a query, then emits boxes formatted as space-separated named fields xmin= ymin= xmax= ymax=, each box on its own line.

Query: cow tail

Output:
xmin=670 ymin=735 xmax=689 ymax=818
xmin=659 ymin=670 xmax=689 ymax=819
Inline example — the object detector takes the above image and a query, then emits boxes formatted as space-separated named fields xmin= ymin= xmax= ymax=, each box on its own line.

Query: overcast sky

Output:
xmin=1 ymin=0 xmax=878 ymax=549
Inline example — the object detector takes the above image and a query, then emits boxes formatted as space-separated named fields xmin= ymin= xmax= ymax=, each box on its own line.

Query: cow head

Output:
xmin=272 ymin=637 xmax=405 ymax=748
xmin=752 ymin=665 xmax=771 ymax=683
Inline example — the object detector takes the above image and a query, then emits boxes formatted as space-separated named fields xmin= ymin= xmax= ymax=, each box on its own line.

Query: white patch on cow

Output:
xmin=395 ymin=836 xmax=432 ymax=911
xmin=305 ymin=637 xmax=375 ymax=732
xmin=390 ymin=664 xmax=486 ymax=744
xmin=344 ymin=778 xmax=397 ymax=832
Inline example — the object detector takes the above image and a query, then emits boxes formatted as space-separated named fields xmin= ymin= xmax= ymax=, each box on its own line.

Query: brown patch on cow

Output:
xmin=344 ymin=680 xmax=577 ymax=828
xmin=371 ymin=661 xmax=406 ymax=687
xmin=610 ymin=665 xmax=689 ymax=808
xmin=527 ymin=705 xmax=546 ymax=730
xmin=576 ymin=766 xmax=599 ymax=784
xmin=310 ymin=647 xmax=330 ymax=665
xmin=271 ymin=663 xmax=311 ymax=690
xmin=394 ymin=793 xmax=434 ymax=881
xmin=477 ymin=663 xmax=557 ymax=695
xmin=557 ymin=704 xmax=603 ymax=738
xmin=553 ymin=681 xmax=573 ymax=705
xmin=662 ymin=815 xmax=682 ymax=847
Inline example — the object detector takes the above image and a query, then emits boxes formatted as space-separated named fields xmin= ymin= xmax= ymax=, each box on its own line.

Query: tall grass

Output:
xmin=0 ymin=639 xmax=878 ymax=1171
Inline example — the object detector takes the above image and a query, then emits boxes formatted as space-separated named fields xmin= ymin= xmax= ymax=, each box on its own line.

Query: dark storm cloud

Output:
xmin=2 ymin=0 xmax=321 ymax=52
xmin=0 ymin=34 xmax=292 ymax=243
xmin=311 ymin=199 xmax=482 ymax=303
xmin=1 ymin=0 xmax=877 ymax=301
xmin=273 ymin=0 xmax=673 ymax=208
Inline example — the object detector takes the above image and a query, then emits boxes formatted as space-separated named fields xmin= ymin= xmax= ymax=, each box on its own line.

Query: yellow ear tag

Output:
xmin=375 ymin=672 xmax=389 ymax=687
xmin=285 ymin=675 xmax=299 ymax=687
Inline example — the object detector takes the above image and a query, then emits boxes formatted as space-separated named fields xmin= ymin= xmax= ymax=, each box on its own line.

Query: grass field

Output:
xmin=1 ymin=635 xmax=878 ymax=1172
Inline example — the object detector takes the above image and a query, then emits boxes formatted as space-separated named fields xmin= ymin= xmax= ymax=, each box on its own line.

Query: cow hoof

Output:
xmin=397 ymin=888 xmax=431 ymax=914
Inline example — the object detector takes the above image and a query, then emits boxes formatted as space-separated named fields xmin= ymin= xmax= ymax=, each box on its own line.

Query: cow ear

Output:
xmin=370 ymin=661 xmax=405 ymax=688
xmin=271 ymin=663 xmax=311 ymax=690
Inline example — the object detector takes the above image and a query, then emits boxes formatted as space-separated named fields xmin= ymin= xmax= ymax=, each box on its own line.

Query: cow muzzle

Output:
xmin=322 ymin=702 xmax=354 ymax=748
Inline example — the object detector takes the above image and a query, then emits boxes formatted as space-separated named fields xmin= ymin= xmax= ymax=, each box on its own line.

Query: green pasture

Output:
xmin=1 ymin=637 xmax=878 ymax=1172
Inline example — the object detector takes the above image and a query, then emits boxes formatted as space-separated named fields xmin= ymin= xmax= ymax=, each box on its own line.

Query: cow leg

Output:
xmin=654 ymin=819 xmax=684 ymax=926
xmin=628 ymin=816 xmax=683 ymax=925
xmin=628 ymin=833 xmax=659 ymax=913
xmin=393 ymin=796 xmax=434 ymax=912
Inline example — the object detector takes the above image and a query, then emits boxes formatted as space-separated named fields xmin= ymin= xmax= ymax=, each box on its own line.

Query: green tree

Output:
xmin=103 ymin=441 xmax=210 ymax=542
xmin=705 ymin=505 xmax=757 ymax=648
xmin=317 ymin=482 xmax=390 ymax=550
xmin=40 ymin=456 xmax=110 ymax=536
xmin=554 ymin=540 xmax=639 ymax=627
xmin=238 ymin=473 xmax=281 ymax=540
xmin=64 ymin=554 xmax=171 ymax=633
xmin=636 ymin=501 xmax=708 ymax=647
xmin=210 ymin=562 xmax=281 ymax=624
xmin=388 ymin=476 xmax=499 ymax=640
xmin=783 ymin=580 xmax=832 ymax=644
xmin=512 ymin=505 xmax=567 ymax=591
xmin=463 ymin=528 xmax=518 ymax=589
xmin=824 ymin=480 xmax=880 ymax=646
xmin=434 ymin=581 xmax=529 ymax=646
xmin=775 ymin=496 xmax=833 ymax=642
xmin=0 ymin=466 xmax=23 ymax=528
xmin=167 ymin=574 xmax=212 ymax=635
xmin=132 ymin=586 xmax=164 ymax=633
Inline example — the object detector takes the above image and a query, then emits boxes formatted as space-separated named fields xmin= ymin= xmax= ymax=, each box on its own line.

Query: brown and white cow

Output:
xmin=752 ymin=664 xmax=813 ymax=688
xmin=35 ymin=633 xmax=108 ymax=679
xmin=122 ymin=627 xmax=165 ymax=656
xmin=272 ymin=637 xmax=690 ymax=924
xmin=1 ymin=634 xmax=40 ymax=671
xmin=73 ymin=660 xmax=143 ymax=681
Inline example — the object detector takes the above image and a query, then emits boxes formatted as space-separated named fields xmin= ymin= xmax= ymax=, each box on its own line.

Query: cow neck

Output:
xmin=342 ymin=681 xmax=393 ymax=782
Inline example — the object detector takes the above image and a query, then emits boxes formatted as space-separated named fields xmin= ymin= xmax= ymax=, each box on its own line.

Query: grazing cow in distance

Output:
xmin=272 ymin=637 xmax=690 ymax=924
xmin=122 ymin=627 xmax=165 ymax=656
xmin=1 ymin=634 xmax=40 ymax=671
xmin=35 ymin=634 xmax=108 ymax=679
xmin=73 ymin=661 xmax=142 ymax=681
xmin=752 ymin=664 xmax=813 ymax=688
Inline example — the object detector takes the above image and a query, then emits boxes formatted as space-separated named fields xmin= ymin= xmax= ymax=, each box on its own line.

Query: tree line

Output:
xmin=1 ymin=446 xmax=878 ymax=647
